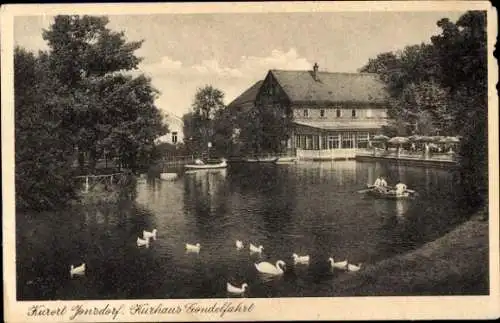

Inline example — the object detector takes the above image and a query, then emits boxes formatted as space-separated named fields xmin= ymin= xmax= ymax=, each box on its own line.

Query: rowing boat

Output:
xmin=367 ymin=188 xmax=410 ymax=200
xmin=363 ymin=184 xmax=413 ymax=199
xmin=184 ymin=159 xmax=227 ymax=170
xmin=244 ymin=157 xmax=279 ymax=163
xmin=274 ymin=157 xmax=297 ymax=164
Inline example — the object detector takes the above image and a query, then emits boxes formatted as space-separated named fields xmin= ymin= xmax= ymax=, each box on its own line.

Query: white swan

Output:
xmin=249 ymin=243 xmax=264 ymax=254
xmin=186 ymin=243 xmax=201 ymax=253
xmin=328 ymin=257 xmax=348 ymax=270
xmin=255 ymin=260 xmax=286 ymax=276
xmin=227 ymin=282 xmax=248 ymax=294
xmin=143 ymin=229 xmax=157 ymax=241
xmin=236 ymin=240 xmax=244 ymax=250
xmin=292 ymin=253 xmax=310 ymax=265
xmin=347 ymin=263 xmax=362 ymax=272
xmin=137 ymin=237 xmax=150 ymax=248
xmin=70 ymin=263 xmax=86 ymax=277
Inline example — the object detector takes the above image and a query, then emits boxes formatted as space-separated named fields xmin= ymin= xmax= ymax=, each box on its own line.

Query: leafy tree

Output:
xmin=361 ymin=10 xmax=488 ymax=209
xmin=258 ymin=104 xmax=293 ymax=154
xmin=42 ymin=15 xmax=167 ymax=171
xmin=189 ymin=85 xmax=226 ymax=157
xmin=15 ymin=47 xmax=77 ymax=210
xmin=431 ymin=11 xmax=488 ymax=208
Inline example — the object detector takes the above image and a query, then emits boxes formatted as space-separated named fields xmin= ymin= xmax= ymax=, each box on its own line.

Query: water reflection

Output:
xmin=17 ymin=161 xmax=469 ymax=299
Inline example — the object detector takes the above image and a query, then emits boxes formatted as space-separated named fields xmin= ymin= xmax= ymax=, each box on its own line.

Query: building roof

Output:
xmin=294 ymin=119 xmax=388 ymax=131
xmin=270 ymin=70 xmax=388 ymax=104
xmin=227 ymin=80 xmax=264 ymax=108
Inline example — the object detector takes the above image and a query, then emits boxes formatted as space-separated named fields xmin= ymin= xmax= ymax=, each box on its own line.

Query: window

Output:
xmin=313 ymin=136 xmax=320 ymax=150
xmin=320 ymin=109 xmax=325 ymax=118
xmin=303 ymin=109 xmax=309 ymax=118
xmin=305 ymin=135 xmax=313 ymax=149
xmin=336 ymin=109 xmax=341 ymax=118
xmin=327 ymin=134 xmax=341 ymax=149
xmin=172 ymin=132 xmax=178 ymax=144
xmin=356 ymin=132 xmax=369 ymax=148
xmin=341 ymin=132 xmax=355 ymax=149
xmin=351 ymin=109 xmax=356 ymax=118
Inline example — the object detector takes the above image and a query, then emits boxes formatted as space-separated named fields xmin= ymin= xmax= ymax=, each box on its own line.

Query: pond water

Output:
xmin=17 ymin=161 xmax=469 ymax=300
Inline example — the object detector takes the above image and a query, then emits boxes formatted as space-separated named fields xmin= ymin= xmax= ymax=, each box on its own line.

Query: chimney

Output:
xmin=312 ymin=62 xmax=319 ymax=81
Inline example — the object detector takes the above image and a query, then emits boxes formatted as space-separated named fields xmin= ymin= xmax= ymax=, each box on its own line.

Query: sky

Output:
xmin=14 ymin=11 xmax=465 ymax=118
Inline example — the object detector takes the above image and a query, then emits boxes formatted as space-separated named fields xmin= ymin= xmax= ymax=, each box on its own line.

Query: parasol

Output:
xmin=371 ymin=134 xmax=390 ymax=141
xmin=388 ymin=136 xmax=409 ymax=144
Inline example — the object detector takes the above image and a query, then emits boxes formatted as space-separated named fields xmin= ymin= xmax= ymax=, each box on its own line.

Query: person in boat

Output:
xmin=194 ymin=158 xmax=204 ymax=165
xmin=373 ymin=177 xmax=382 ymax=187
xmin=394 ymin=182 xmax=407 ymax=196
xmin=377 ymin=177 xmax=389 ymax=193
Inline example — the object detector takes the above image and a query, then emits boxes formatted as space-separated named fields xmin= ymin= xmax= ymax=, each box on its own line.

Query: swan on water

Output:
xmin=249 ymin=243 xmax=264 ymax=254
xmin=328 ymin=257 xmax=348 ymax=270
xmin=236 ymin=240 xmax=244 ymax=250
xmin=70 ymin=263 xmax=86 ymax=277
xmin=137 ymin=237 xmax=150 ymax=248
xmin=186 ymin=243 xmax=201 ymax=253
xmin=292 ymin=253 xmax=310 ymax=265
xmin=227 ymin=282 xmax=248 ymax=294
xmin=347 ymin=263 xmax=362 ymax=272
xmin=143 ymin=229 xmax=157 ymax=241
xmin=255 ymin=260 xmax=286 ymax=276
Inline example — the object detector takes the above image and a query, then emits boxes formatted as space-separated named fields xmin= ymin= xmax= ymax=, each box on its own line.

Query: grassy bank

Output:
xmin=315 ymin=209 xmax=489 ymax=296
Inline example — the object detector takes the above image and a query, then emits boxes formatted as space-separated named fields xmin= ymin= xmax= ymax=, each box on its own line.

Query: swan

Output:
xmin=186 ymin=243 xmax=201 ymax=253
xmin=249 ymin=243 xmax=264 ymax=254
xmin=137 ymin=237 xmax=150 ymax=248
xmin=227 ymin=282 xmax=248 ymax=294
xmin=328 ymin=257 xmax=348 ymax=270
xmin=255 ymin=260 xmax=286 ymax=276
xmin=236 ymin=240 xmax=244 ymax=250
xmin=347 ymin=263 xmax=362 ymax=272
xmin=292 ymin=253 xmax=310 ymax=265
xmin=143 ymin=229 xmax=157 ymax=241
xmin=70 ymin=263 xmax=86 ymax=277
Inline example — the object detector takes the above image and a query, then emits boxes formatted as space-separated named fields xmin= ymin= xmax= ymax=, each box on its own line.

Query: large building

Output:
xmin=255 ymin=63 xmax=389 ymax=159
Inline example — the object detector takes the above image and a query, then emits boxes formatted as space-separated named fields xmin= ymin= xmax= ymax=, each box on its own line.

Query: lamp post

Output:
xmin=207 ymin=141 xmax=212 ymax=160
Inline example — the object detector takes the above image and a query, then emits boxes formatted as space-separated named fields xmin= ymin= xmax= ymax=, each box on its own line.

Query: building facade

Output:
xmin=255 ymin=64 xmax=389 ymax=159
xmin=156 ymin=113 xmax=184 ymax=145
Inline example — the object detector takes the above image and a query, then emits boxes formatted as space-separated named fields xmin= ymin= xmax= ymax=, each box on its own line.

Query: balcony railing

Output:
xmin=356 ymin=148 xmax=457 ymax=163
xmin=297 ymin=148 xmax=357 ymax=160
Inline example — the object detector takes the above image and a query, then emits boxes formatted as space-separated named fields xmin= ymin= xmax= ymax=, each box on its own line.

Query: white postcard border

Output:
xmin=2 ymin=2 xmax=499 ymax=322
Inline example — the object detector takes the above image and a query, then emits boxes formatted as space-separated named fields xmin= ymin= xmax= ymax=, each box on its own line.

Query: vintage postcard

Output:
xmin=2 ymin=1 xmax=499 ymax=322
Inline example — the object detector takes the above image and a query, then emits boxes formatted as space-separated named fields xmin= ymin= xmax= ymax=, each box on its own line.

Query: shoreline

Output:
xmin=315 ymin=209 xmax=489 ymax=296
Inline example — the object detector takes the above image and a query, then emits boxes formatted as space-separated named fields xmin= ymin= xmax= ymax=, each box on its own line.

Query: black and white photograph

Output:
xmin=2 ymin=1 xmax=499 ymax=322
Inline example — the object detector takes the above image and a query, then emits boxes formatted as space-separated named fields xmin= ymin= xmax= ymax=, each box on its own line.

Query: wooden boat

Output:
xmin=274 ymin=157 xmax=297 ymax=164
xmin=244 ymin=156 xmax=279 ymax=163
xmin=364 ymin=184 xmax=411 ymax=200
xmin=184 ymin=159 xmax=227 ymax=170
xmin=367 ymin=188 xmax=410 ymax=200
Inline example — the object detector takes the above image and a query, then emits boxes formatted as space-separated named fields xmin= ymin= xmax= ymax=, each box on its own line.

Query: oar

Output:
xmin=357 ymin=184 xmax=375 ymax=193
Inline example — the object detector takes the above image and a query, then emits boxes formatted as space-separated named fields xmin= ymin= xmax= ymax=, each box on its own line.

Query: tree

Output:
xmin=190 ymin=85 xmax=226 ymax=156
xmin=15 ymin=47 xmax=77 ymax=210
xmin=258 ymin=104 xmax=293 ymax=153
xmin=42 ymin=15 xmax=167 ymax=171
xmin=431 ymin=11 xmax=488 ymax=208
xmin=361 ymin=10 xmax=488 ymax=210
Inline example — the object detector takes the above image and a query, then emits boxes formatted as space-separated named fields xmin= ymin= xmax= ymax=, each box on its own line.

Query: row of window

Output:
xmin=294 ymin=133 xmax=370 ymax=150
xmin=302 ymin=109 xmax=371 ymax=118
